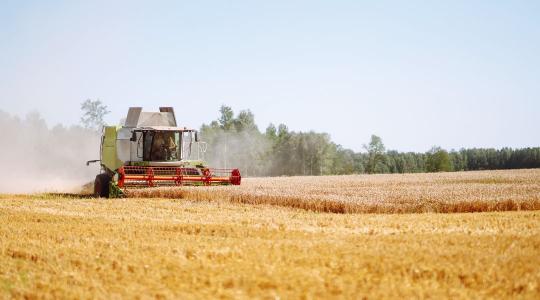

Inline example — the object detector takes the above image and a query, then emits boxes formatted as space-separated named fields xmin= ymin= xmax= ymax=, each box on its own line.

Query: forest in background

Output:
xmin=1 ymin=101 xmax=538 ymax=183
xmin=201 ymin=105 xmax=540 ymax=176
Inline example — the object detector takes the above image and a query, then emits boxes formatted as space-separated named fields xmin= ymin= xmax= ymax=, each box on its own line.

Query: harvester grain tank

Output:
xmin=87 ymin=107 xmax=241 ymax=197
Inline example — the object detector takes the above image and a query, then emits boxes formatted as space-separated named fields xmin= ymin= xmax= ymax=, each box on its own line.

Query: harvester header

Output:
xmin=88 ymin=107 xmax=241 ymax=197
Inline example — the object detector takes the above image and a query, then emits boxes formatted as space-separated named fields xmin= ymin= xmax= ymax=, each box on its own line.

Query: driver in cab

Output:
xmin=151 ymin=132 xmax=177 ymax=161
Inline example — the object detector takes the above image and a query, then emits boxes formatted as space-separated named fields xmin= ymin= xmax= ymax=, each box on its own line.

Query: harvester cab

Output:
xmin=88 ymin=107 xmax=241 ymax=197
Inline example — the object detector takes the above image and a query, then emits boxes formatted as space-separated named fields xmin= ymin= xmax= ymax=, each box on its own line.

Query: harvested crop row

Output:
xmin=126 ymin=169 xmax=540 ymax=214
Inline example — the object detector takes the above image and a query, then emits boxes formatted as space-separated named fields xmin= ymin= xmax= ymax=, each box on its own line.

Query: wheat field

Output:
xmin=1 ymin=169 xmax=539 ymax=298
xmin=128 ymin=169 xmax=540 ymax=214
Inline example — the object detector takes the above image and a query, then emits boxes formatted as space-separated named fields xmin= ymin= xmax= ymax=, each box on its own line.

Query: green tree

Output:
xmin=234 ymin=110 xmax=257 ymax=132
xmin=364 ymin=135 xmax=387 ymax=174
xmin=80 ymin=99 xmax=109 ymax=131
xmin=265 ymin=123 xmax=277 ymax=140
xmin=330 ymin=146 xmax=356 ymax=174
xmin=218 ymin=105 xmax=234 ymax=131
xmin=426 ymin=146 xmax=452 ymax=172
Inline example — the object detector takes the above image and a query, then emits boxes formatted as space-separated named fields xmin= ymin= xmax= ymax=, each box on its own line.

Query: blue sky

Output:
xmin=0 ymin=0 xmax=538 ymax=152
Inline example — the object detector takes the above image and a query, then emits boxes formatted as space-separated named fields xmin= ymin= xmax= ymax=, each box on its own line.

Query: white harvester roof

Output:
xmin=125 ymin=107 xmax=179 ymax=128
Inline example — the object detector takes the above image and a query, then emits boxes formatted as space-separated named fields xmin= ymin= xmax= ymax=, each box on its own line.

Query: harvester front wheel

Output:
xmin=94 ymin=173 xmax=111 ymax=198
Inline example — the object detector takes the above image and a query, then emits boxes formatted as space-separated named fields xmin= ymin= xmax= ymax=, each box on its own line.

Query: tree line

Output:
xmin=200 ymin=105 xmax=540 ymax=176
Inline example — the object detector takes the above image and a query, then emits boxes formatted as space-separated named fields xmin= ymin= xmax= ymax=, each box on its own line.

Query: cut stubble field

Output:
xmin=1 ymin=169 xmax=539 ymax=298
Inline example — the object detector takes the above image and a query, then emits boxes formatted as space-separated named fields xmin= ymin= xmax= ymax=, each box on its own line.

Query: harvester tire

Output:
xmin=94 ymin=173 xmax=111 ymax=198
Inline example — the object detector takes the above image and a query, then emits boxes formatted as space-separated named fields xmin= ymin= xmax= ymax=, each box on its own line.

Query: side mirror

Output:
xmin=194 ymin=131 xmax=199 ymax=142
xmin=130 ymin=131 xmax=137 ymax=142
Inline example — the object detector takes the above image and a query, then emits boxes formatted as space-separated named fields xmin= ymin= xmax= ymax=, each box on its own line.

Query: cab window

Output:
xmin=143 ymin=131 xmax=180 ymax=161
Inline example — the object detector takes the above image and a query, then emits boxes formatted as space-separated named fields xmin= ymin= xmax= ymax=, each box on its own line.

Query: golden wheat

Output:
xmin=0 ymin=196 xmax=539 ymax=298
xmin=1 ymin=169 xmax=539 ymax=298
xmin=127 ymin=169 xmax=540 ymax=213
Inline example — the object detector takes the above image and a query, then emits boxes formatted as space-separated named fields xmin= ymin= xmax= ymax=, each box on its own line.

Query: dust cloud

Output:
xmin=0 ymin=110 xmax=101 ymax=194
xmin=198 ymin=131 xmax=271 ymax=177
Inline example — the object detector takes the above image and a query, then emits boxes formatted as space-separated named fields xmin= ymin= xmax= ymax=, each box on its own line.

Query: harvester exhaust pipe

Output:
xmin=86 ymin=160 xmax=100 ymax=166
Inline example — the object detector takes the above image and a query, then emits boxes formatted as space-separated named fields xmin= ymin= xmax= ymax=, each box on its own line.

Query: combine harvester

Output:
xmin=87 ymin=107 xmax=241 ymax=197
